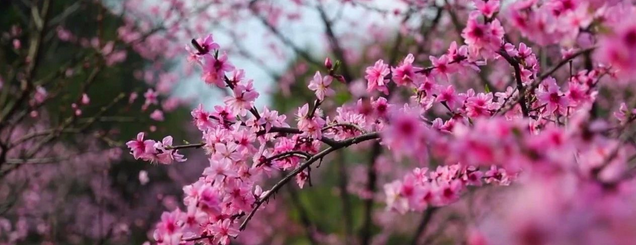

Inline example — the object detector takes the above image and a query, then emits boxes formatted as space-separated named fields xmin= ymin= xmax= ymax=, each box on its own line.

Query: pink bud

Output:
xmin=81 ymin=93 xmax=90 ymax=105
xmin=324 ymin=57 xmax=333 ymax=70
xmin=12 ymin=39 xmax=20 ymax=50
xmin=65 ymin=69 xmax=74 ymax=77
xmin=335 ymin=75 xmax=346 ymax=83
xmin=139 ymin=170 xmax=149 ymax=185
xmin=129 ymin=92 xmax=138 ymax=104
xmin=75 ymin=109 xmax=82 ymax=116
xmin=150 ymin=109 xmax=165 ymax=121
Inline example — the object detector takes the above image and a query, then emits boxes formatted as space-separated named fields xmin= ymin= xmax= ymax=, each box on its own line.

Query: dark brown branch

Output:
xmin=287 ymin=184 xmax=318 ymax=245
xmin=165 ymin=126 xmax=341 ymax=152
xmin=239 ymin=132 xmax=380 ymax=231
xmin=336 ymin=152 xmax=352 ymax=243
xmin=498 ymin=50 xmax=530 ymax=117
xmin=0 ymin=0 xmax=51 ymax=129
xmin=360 ymin=142 xmax=381 ymax=245
xmin=409 ymin=207 xmax=438 ymax=245
xmin=322 ymin=123 xmax=366 ymax=133
xmin=165 ymin=143 xmax=205 ymax=150
xmin=264 ymin=151 xmax=312 ymax=163
xmin=316 ymin=5 xmax=353 ymax=83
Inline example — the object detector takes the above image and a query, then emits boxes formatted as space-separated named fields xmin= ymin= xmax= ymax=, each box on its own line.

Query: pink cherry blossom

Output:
xmin=126 ymin=132 xmax=156 ymax=160
xmin=536 ymin=77 xmax=570 ymax=114
xmin=392 ymin=54 xmax=422 ymax=87
xmin=365 ymin=59 xmax=390 ymax=94
xmin=202 ymin=53 xmax=234 ymax=87
xmin=307 ymin=71 xmax=335 ymax=101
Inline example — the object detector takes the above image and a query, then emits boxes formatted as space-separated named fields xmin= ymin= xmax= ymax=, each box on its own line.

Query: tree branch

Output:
xmin=316 ymin=4 xmax=353 ymax=83
xmin=409 ymin=207 xmax=438 ymax=245
xmin=498 ymin=50 xmax=529 ymax=117
xmin=239 ymin=132 xmax=380 ymax=231
xmin=360 ymin=142 xmax=381 ymax=245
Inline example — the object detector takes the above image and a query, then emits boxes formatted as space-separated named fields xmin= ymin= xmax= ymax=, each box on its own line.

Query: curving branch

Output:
xmin=238 ymin=132 xmax=380 ymax=231
xmin=498 ymin=50 xmax=530 ymax=117
xmin=409 ymin=207 xmax=438 ymax=245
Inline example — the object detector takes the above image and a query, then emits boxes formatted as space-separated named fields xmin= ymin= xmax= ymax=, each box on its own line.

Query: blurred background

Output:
xmin=0 ymin=0 xmax=512 ymax=244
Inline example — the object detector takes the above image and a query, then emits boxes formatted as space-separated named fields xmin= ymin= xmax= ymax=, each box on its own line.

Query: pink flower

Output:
xmin=150 ymin=109 xmax=165 ymax=121
xmin=596 ymin=19 xmax=636 ymax=78
xmin=430 ymin=55 xmax=457 ymax=82
xmin=365 ymin=59 xmax=390 ymax=94
xmin=296 ymin=169 xmax=309 ymax=189
xmin=12 ymin=39 xmax=20 ymax=50
xmin=183 ymin=204 xmax=207 ymax=234
xmin=126 ymin=133 xmax=156 ymax=160
xmin=372 ymin=97 xmax=390 ymax=119
xmin=81 ymin=93 xmax=90 ymax=105
xmin=202 ymin=53 xmax=234 ymax=87
xmin=474 ymin=0 xmax=500 ymax=18
xmin=143 ymin=89 xmax=158 ymax=110
xmin=211 ymin=105 xmax=236 ymax=128
xmin=434 ymin=180 xmax=462 ymax=205
xmin=382 ymin=108 xmax=428 ymax=158
xmin=191 ymin=104 xmax=215 ymax=131
xmin=436 ymin=85 xmax=461 ymax=110
xmin=224 ymin=80 xmax=259 ymax=116
xmin=203 ymin=159 xmax=236 ymax=182
xmin=384 ymin=180 xmax=409 ymax=214
xmin=462 ymin=13 xmax=504 ymax=53
xmin=185 ymin=46 xmax=201 ymax=66
xmin=129 ymin=92 xmax=138 ymax=104
xmin=307 ymin=71 xmax=335 ymax=101
xmin=465 ymin=92 xmax=494 ymax=118
xmin=447 ymin=41 xmax=469 ymax=62
xmin=614 ymin=103 xmax=636 ymax=123
xmin=139 ymin=170 xmax=149 ymax=185
xmin=212 ymin=143 xmax=241 ymax=165
xmin=32 ymin=86 xmax=47 ymax=105
xmin=392 ymin=54 xmax=422 ymax=87
xmin=233 ymin=128 xmax=257 ymax=154
xmin=258 ymin=106 xmax=287 ymax=132
xmin=195 ymin=34 xmax=220 ymax=55
xmin=536 ymin=77 xmax=570 ymax=114
xmin=56 ymin=27 xmax=73 ymax=41
xmin=155 ymin=209 xmax=183 ymax=237
xmin=211 ymin=220 xmax=239 ymax=245
xmin=296 ymin=104 xmax=325 ymax=139
xmin=197 ymin=185 xmax=221 ymax=214
xmin=154 ymin=136 xmax=186 ymax=164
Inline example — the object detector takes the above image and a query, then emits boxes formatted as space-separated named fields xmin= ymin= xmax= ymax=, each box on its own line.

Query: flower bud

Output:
xmin=324 ymin=57 xmax=333 ymax=70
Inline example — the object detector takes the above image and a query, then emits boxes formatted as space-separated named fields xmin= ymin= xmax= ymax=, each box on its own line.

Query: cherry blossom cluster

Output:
xmin=127 ymin=133 xmax=186 ymax=164
xmin=384 ymin=163 xmax=512 ymax=214
xmin=128 ymin=34 xmax=377 ymax=244
xmin=123 ymin=0 xmax=636 ymax=244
